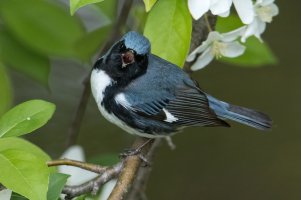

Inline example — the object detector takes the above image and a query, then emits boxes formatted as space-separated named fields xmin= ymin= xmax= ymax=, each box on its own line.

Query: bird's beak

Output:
xmin=121 ymin=51 xmax=135 ymax=68
xmin=121 ymin=54 xmax=127 ymax=68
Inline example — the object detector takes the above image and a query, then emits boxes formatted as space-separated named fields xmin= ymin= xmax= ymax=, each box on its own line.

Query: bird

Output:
xmin=90 ymin=31 xmax=272 ymax=139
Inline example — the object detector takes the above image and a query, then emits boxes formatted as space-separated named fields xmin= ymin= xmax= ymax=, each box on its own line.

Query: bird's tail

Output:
xmin=207 ymin=95 xmax=272 ymax=130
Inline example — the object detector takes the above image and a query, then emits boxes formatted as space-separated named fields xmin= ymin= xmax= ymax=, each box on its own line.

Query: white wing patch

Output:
xmin=163 ymin=108 xmax=178 ymax=123
xmin=115 ymin=93 xmax=132 ymax=109
xmin=116 ymin=94 xmax=178 ymax=123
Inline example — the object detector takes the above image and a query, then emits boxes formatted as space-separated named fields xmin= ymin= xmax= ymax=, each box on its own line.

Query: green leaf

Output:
xmin=75 ymin=25 xmax=111 ymax=61
xmin=0 ymin=0 xmax=84 ymax=57
xmin=94 ymin=0 xmax=117 ymax=20
xmin=0 ymin=29 xmax=50 ymax=86
xmin=0 ymin=138 xmax=51 ymax=200
xmin=47 ymin=173 xmax=70 ymax=200
xmin=0 ymin=63 xmax=12 ymax=116
xmin=0 ymin=100 xmax=55 ymax=138
xmin=144 ymin=0 xmax=192 ymax=67
xmin=133 ymin=6 xmax=148 ymax=33
xmin=0 ymin=137 xmax=51 ymax=162
xmin=70 ymin=0 xmax=105 ymax=15
xmin=220 ymin=37 xmax=277 ymax=66
xmin=143 ymin=0 xmax=157 ymax=12
xmin=216 ymin=15 xmax=244 ymax=33
xmin=0 ymin=149 xmax=50 ymax=200
xmin=11 ymin=192 xmax=27 ymax=200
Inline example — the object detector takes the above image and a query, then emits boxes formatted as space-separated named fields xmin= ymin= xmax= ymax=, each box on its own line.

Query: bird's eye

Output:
xmin=120 ymin=43 xmax=126 ymax=50
xmin=121 ymin=50 xmax=135 ymax=67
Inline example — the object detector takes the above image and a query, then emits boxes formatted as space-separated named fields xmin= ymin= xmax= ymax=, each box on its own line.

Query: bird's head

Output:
xmin=93 ymin=31 xmax=151 ymax=85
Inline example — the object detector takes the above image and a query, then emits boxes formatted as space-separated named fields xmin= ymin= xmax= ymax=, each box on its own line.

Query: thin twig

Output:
xmin=204 ymin=13 xmax=213 ymax=32
xmin=47 ymin=159 xmax=108 ymax=174
xmin=62 ymin=162 xmax=123 ymax=199
xmin=66 ymin=76 xmax=91 ymax=148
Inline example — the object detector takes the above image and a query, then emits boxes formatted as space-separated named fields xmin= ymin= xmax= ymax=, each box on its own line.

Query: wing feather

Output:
xmin=114 ymin=54 xmax=229 ymax=129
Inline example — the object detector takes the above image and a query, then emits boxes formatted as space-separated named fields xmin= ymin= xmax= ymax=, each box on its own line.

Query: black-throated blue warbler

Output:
xmin=91 ymin=31 xmax=272 ymax=138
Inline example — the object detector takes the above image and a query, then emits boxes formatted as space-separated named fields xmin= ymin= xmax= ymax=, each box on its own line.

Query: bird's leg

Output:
xmin=120 ymin=138 xmax=153 ymax=166
xmin=165 ymin=136 xmax=176 ymax=150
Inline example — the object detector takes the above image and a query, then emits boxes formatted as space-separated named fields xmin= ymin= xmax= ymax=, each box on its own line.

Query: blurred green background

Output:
xmin=1 ymin=0 xmax=300 ymax=199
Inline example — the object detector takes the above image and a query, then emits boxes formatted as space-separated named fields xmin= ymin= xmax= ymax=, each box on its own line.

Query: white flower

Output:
xmin=188 ymin=0 xmax=255 ymax=24
xmin=241 ymin=0 xmax=279 ymax=42
xmin=187 ymin=27 xmax=246 ymax=71
xmin=59 ymin=145 xmax=117 ymax=200
xmin=99 ymin=180 xmax=117 ymax=200
xmin=59 ymin=145 xmax=98 ymax=185
xmin=0 ymin=189 xmax=12 ymax=200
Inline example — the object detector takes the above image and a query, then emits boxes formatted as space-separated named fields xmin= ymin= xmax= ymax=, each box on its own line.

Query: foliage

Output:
xmin=0 ymin=138 xmax=51 ymax=200
xmin=70 ymin=0 xmax=104 ymax=15
xmin=47 ymin=173 xmax=70 ymax=200
xmin=144 ymin=0 xmax=192 ymax=67
xmin=0 ymin=100 xmax=55 ymax=138
xmin=0 ymin=101 xmax=60 ymax=199
xmin=0 ymin=29 xmax=50 ymax=86
xmin=0 ymin=0 xmax=85 ymax=58
xmin=143 ymin=0 xmax=158 ymax=12
xmin=0 ymin=63 xmax=12 ymax=116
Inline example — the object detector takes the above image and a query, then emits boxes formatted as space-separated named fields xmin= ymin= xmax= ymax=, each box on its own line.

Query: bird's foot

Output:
xmin=119 ymin=139 xmax=153 ymax=166
xmin=165 ymin=136 xmax=176 ymax=150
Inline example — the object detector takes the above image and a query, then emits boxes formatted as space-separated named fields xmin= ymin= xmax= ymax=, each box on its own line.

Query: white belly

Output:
xmin=91 ymin=69 xmax=157 ymax=138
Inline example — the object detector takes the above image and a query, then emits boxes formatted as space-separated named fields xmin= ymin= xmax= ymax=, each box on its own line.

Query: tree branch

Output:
xmin=47 ymin=159 xmax=108 ymax=174
xmin=108 ymin=137 xmax=154 ymax=200
xmin=62 ymin=162 xmax=123 ymax=199
xmin=126 ymin=139 xmax=162 ymax=200
xmin=66 ymin=76 xmax=91 ymax=147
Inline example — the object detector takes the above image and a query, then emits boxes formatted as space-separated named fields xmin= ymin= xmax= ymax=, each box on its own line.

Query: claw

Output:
xmin=119 ymin=139 xmax=153 ymax=166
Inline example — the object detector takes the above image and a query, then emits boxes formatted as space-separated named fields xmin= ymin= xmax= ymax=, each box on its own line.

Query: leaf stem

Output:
xmin=204 ymin=13 xmax=213 ymax=32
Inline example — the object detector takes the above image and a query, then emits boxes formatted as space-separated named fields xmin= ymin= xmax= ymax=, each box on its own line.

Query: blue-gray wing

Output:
xmin=116 ymin=54 xmax=228 ymax=127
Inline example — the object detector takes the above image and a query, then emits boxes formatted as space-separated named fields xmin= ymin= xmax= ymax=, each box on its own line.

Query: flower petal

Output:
xmin=207 ymin=31 xmax=223 ymax=41
xmin=255 ymin=19 xmax=266 ymax=41
xmin=0 ymin=189 xmax=12 ymax=200
xmin=269 ymin=3 xmax=279 ymax=17
xmin=220 ymin=41 xmax=246 ymax=58
xmin=191 ymin=47 xmax=214 ymax=71
xmin=187 ymin=31 xmax=222 ymax=62
xmin=59 ymin=145 xmax=98 ymax=185
xmin=241 ymin=19 xmax=259 ymax=42
xmin=258 ymin=0 xmax=275 ymax=6
xmin=99 ymin=180 xmax=117 ymax=200
xmin=222 ymin=26 xmax=247 ymax=42
xmin=188 ymin=0 xmax=210 ymax=20
xmin=218 ymin=10 xmax=231 ymax=17
xmin=210 ymin=0 xmax=232 ymax=15
xmin=187 ymin=43 xmax=209 ymax=62
xmin=233 ymin=0 xmax=255 ymax=24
